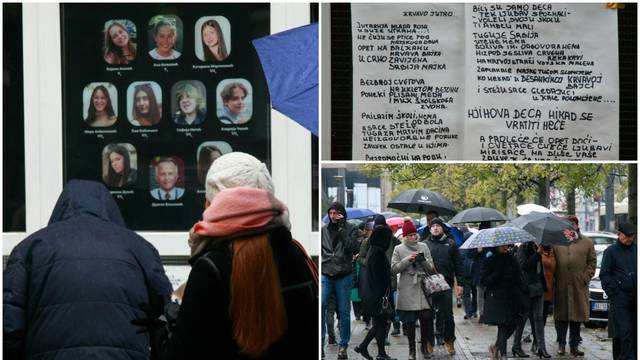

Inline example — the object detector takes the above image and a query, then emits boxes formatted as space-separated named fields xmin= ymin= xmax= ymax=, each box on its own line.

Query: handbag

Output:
xmin=421 ymin=273 xmax=451 ymax=297
xmin=379 ymin=288 xmax=395 ymax=318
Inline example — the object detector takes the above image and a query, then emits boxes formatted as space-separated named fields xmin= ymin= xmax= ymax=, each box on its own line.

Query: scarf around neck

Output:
xmin=190 ymin=187 xmax=291 ymax=256
xmin=403 ymin=237 xmax=420 ymax=251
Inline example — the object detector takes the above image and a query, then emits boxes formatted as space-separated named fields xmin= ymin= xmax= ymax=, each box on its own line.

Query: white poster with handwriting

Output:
xmin=351 ymin=3 xmax=619 ymax=160
xmin=352 ymin=4 xmax=465 ymax=161
xmin=464 ymin=3 xmax=619 ymax=160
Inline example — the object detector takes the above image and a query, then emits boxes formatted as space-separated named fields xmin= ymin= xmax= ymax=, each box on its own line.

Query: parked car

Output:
xmin=583 ymin=231 xmax=617 ymax=252
xmin=586 ymin=250 xmax=608 ymax=328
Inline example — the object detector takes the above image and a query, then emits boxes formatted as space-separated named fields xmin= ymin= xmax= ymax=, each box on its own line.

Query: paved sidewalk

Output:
xmin=325 ymin=302 xmax=612 ymax=359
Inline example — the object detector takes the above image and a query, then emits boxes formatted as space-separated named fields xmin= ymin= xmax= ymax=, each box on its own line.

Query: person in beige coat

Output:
xmin=391 ymin=220 xmax=436 ymax=360
xmin=552 ymin=216 xmax=596 ymax=356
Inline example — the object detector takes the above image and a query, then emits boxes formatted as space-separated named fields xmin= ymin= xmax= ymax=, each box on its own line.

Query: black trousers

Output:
xmin=463 ymin=284 xmax=477 ymax=316
xmin=611 ymin=294 xmax=637 ymax=360
xmin=360 ymin=315 xmax=389 ymax=355
xmin=554 ymin=320 xmax=581 ymax=347
xmin=433 ymin=289 xmax=455 ymax=342
xmin=496 ymin=323 xmax=517 ymax=356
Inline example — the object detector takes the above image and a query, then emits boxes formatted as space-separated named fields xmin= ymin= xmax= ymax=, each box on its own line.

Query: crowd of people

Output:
xmin=4 ymin=152 xmax=318 ymax=360
xmin=321 ymin=205 xmax=637 ymax=360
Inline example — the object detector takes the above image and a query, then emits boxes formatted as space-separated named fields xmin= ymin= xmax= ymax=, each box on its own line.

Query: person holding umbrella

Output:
xmin=515 ymin=242 xmax=551 ymax=358
xmin=391 ymin=219 xmax=436 ymax=360
xmin=600 ymin=223 xmax=636 ymax=360
xmin=552 ymin=215 xmax=596 ymax=356
xmin=422 ymin=218 xmax=465 ymax=355
xmin=482 ymin=244 xmax=527 ymax=359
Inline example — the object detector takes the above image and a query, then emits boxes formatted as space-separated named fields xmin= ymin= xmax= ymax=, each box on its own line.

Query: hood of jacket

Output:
xmin=370 ymin=226 xmax=392 ymax=249
xmin=48 ymin=179 xmax=126 ymax=227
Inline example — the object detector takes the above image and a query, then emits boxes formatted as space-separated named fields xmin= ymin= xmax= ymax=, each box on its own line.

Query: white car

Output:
xmin=582 ymin=231 xmax=617 ymax=252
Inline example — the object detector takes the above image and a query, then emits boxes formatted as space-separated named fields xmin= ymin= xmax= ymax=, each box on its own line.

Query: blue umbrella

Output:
xmin=459 ymin=227 xmax=536 ymax=249
xmin=322 ymin=208 xmax=377 ymax=224
xmin=252 ymin=23 xmax=318 ymax=135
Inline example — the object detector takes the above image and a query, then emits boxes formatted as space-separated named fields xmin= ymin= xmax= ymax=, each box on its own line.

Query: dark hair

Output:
xmin=201 ymin=20 xmax=228 ymax=61
xmin=197 ymin=145 xmax=223 ymax=184
xmin=103 ymin=21 xmax=137 ymax=64
xmin=86 ymin=85 xmax=116 ymax=125
xmin=220 ymin=82 xmax=248 ymax=103
xmin=566 ymin=215 xmax=579 ymax=226
xmin=132 ymin=84 xmax=161 ymax=125
xmin=105 ymin=144 xmax=132 ymax=187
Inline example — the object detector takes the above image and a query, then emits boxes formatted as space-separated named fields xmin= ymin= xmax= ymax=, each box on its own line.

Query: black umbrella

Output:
xmin=449 ymin=207 xmax=508 ymax=224
xmin=506 ymin=211 xmax=572 ymax=246
xmin=387 ymin=189 xmax=456 ymax=216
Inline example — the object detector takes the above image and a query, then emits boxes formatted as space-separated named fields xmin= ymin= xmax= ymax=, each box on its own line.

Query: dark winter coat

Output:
xmin=423 ymin=234 xmax=465 ymax=287
xmin=463 ymin=248 xmax=486 ymax=286
xmin=480 ymin=250 xmax=526 ymax=326
xmin=363 ymin=227 xmax=392 ymax=317
xmin=516 ymin=242 xmax=547 ymax=296
xmin=321 ymin=207 xmax=359 ymax=277
xmin=3 ymin=180 xmax=172 ymax=360
xmin=157 ymin=226 xmax=318 ymax=359
xmin=600 ymin=241 xmax=636 ymax=300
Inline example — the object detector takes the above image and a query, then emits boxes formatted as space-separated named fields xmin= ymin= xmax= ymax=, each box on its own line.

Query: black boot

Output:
xmin=354 ymin=344 xmax=373 ymax=360
xmin=512 ymin=346 xmax=530 ymax=358
xmin=405 ymin=323 xmax=416 ymax=360
xmin=536 ymin=348 xmax=551 ymax=358
xmin=570 ymin=346 xmax=584 ymax=356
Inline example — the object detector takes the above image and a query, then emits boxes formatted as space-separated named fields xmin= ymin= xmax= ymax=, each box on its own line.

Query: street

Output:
xmin=324 ymin=299 xmax=612 ymax=359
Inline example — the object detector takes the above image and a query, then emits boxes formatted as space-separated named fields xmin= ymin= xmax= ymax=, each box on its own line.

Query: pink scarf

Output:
xmin=193 ymin=187 xmax=290 ymax=239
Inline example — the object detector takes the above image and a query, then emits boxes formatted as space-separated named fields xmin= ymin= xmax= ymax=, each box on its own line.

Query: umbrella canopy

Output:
xmin=517 ymin=203 xmax=553 ymax=215
xmin=252 ymin=23 xmax=318 ymax=135
xmin=322 ymin=207 xmax=377 ymax=223
xmin=506 ymin=211 xmax=572 ymax=246
xmin=387 ymin=189 xmax=456 ymax=216
xmin=459 ymin=227 xmax=536 ymax=249
xmin=386 ymin=217 xmax=405 ymax=227
xmin=449 ymin=207 xmax=508 ymax=224
xmin=381 ymin=211 xmax=402 ymax=219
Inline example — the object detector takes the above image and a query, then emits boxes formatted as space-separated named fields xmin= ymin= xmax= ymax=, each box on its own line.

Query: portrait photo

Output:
xmin=103 ymin=19 xmax=137 ymax=65
xmin=83 ymin=82 xmax=118 ymax=127
xmin=194 ymin=16 xmax=231 ymax=62
xmin=127 ymin=81 xmax=162 ymax=126
xmin=216 ymin=79 xmax=253 ymax=125
xmin=148 ymin=156 xmax=185 ymax=201
xmin=147 ymin=15 xmax=183 ymax=61
xmin=102 ymin=143 xmax=137 ymax=188
xmin=171 ymin=80 xmax=206 ymax=126
xmin=196 ymin=141 xmax=232 ymax=185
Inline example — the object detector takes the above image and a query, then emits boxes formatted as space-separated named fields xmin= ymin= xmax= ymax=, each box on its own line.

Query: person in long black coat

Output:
xmin=481 ymin=245 xmax=526 ymax=359
xmin=3 ymin=180 xmax=172 ymax=360
xmin=354 ymin=225 xmax=397 ymax=360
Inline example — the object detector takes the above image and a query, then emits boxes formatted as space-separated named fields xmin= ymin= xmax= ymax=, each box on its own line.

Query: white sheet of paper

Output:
xmin=351 ymin=3 xmax=465 ymax=161
xmin=464 ymin=3 xmax=619 ymax=160
xmin=351 ymin=3 xmax=619 ymax=160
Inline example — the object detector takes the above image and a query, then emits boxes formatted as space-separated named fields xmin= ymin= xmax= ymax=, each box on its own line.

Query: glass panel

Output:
xmin=61 ymin=4 xmax=271 ymax=230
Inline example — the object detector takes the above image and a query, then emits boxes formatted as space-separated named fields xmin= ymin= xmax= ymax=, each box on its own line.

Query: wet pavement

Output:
xmin=324 ymin=299 xmax=612 ymax=359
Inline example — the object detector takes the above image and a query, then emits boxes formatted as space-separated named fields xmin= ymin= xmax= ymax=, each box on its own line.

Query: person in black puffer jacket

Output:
xmin=3 ymin=180 xmax=172 ymax=360
xmin=422 ymin=218 xmax=465 ymax=355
